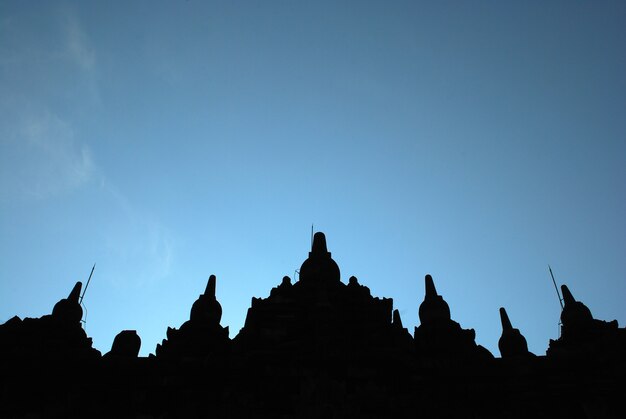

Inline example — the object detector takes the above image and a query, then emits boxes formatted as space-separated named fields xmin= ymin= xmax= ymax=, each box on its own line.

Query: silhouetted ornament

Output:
xmin=548 ymin=283 xmax=623 ymax=359
xmin=108 ymin=330 xmax=141 ymax=358
xmin=498 ymin=307 xmax=530 ymax=358
xmin=52 ymin=281 xmax=83 ymax=324
xmin=270 ymin=275 xmax=294 ymax=297
xmin=346 ymin=275 xmax=371 ymax=299
xmin=156 ymin=274 xmax=230 ymax=359
xmin=414 ymin=274 xmax=493 ymax=364
xmin=190 ymin=274 xmax=222 ymax=324
xmin=298 ymin=232 xmax=340 ymax=284
xmin=418 ymin=274 xmax=451 ymax=325
xmin=6 ymin=231 xmax=626 ymax=417
xmin=560 ymin=284 xmax=593 ymax=335
xmin=392 ymin=309 xmax=403 ymax=328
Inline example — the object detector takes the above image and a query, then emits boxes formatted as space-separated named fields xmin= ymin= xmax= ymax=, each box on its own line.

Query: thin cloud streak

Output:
xmin=63 ymin=11 xmax=96 ymax=72
xmin=0 ymin=111 xmax=95 ymax=201
xmin=0 ymin=6 xmax=99 ymax=201
xmin=98 ymin=179 xmax=175 ymax=288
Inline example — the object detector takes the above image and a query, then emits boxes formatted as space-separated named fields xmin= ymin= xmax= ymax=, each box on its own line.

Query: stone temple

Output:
xmin=1 ymin=232 xmax=625 ymax=418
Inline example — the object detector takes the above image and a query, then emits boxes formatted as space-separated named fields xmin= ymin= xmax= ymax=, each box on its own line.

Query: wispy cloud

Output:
xmin=0 ymin=111 xmax=95 ymax=201
xmin=98 ymin=180 xmax=175 ymax=287
xmin=63 ymin=11 xmax=96 ymax=72
xmin=0 ymin=5 xmax=175 ymax=285
xmin=0 ymin=6 xmax=99 ymax=202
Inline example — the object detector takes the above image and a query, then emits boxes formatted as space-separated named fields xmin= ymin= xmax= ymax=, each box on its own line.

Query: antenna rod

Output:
xmin=310 ymin=224 xmax=314 ymax=250
xmin=79 ymin=263 xmax=96 ymax=305
xmin=548 ymin=265 xmax=564 ymax=310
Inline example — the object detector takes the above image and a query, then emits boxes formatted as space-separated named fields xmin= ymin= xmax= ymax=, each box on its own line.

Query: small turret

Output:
xmin=52 ymin=281 xmax=83 ymax=324
xmin=498 ymin=307 xmax=530 ymax=358
xmin=418 ymin=275 xmax=451 ymax=325
xmin=108 ymin=330 xmax=141 ymax=358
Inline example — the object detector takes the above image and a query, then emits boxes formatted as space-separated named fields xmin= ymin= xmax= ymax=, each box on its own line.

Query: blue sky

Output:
xmin=1 ymin=1 xmax=625 ymax=357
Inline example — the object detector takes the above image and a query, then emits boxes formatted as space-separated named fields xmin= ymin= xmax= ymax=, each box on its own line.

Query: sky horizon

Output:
xmin=1 ymin=1 xmax=625 ymax=357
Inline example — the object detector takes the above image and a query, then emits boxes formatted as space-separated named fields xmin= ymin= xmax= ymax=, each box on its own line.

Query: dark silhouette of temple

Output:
xmin=1 ymin=232 xmax=625 ymax=418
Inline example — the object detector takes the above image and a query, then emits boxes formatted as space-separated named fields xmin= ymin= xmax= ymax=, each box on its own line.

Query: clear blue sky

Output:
xmin=1 ymin=1 xmax=624 ymax=357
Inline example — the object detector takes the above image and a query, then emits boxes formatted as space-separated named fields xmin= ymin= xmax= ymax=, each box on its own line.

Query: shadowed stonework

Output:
xmin=1 ymin=232 xmax=625 ymax=418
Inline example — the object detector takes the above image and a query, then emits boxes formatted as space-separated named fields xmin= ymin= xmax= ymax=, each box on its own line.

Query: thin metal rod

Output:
xmin=549 ymin=265 xmax=564 ymax=310
xmin=79 ymin=263 xmax=96 ymax=305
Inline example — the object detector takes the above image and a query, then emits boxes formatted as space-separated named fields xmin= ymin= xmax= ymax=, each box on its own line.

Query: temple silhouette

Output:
xmin=1 ymin=232 xmax=625 ymax=418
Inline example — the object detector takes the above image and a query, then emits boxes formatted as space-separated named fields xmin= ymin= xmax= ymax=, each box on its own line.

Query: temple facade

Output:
xmin=1 ymin=232 xmax=624 ymax=418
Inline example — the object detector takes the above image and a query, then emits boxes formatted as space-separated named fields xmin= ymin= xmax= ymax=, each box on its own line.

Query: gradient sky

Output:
xmin=1 ymin=1 xmax=625 ymax=357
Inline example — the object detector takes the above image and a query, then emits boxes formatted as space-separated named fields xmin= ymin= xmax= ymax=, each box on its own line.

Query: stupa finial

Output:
xmin=418 ymin=274 xmax=451 ymax=325
xmin=52 ymin=281 xmax=83 ymax=323
xmin=561 ymin=284 xmax=575 ymax=306
xmin=393 ymin=309 xmax=404 ymax=328
xmin=69 ymin=281 xmax=82 ymax=302
xmin=425 ymin=274 xmax=437 ymax=297
xmin=311 ymin=232 xmax=329 ymax=255
xmin=299 ymin=231 xmax=340 ymax=283
xmin=498 ymin=307 xmax=530 ymax=358
xmin=499 ymin=307 xmax=513 ymax=331
xmin=190 ymin=275 xmax=222 ymax=324
xmin=205 ymin=275 xmax=216 ymax=298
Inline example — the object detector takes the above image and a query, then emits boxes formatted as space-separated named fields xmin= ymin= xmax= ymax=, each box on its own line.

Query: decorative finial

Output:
xmin=190 ymin=275 xmax=222 ymax=324
xmin=559 ymin=284 xmax=593 ymax=334
xmin=393 ymin=309 xmax=403 ymax=328
xmin=205 ymin=275 xmax=217 ymax=298
xmin=561 ymin=284 xmax=575 ymax=306
xmin=425 ymin=274 xmax=437 ymax=297
xmin=298 ymin=231 xmax=340 ymax=283
xmin=69 ymin=281 xmax=82 ymax=303
xmin=498 ymin=307 xmax=530 ymax=358
xmin=311 ymin=232 xmax=328 ymax=255
xmin=499 ymin=307 xmax=512 ymax=331
xmin=52 ymin=281 xmax=84 ymax=323
xmin=418 ymin=274 xmax=451 ymax=325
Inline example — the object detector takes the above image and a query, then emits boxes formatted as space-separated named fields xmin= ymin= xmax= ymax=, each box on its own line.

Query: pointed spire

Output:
xmin=561 ymin=284 xmax=575 ymax=306
xmin=191 ymin=275 xmax=222 ymax=324
xmin=311 ymin=232 xmax=328 ymax=255
xmin=205 ymin=275 xmax=216 ymax=298
xmin=498 ymin=307 xmax=530 ymax=358
xmin=425 ymin=274 xmax=437 ymax=297
xmin=69 ymin=281 xmax=82 ymax=303
xmin=52 ymin=281 xmax=83 ymax=323
xmin=393 ymin=309 xmax=403 ymax=328
xmin=559 ymin=283 xmax=593 ymax=335
xmin=499 ymin=307 xmax=512 ymax=331
xmin=418 ymin=274 xmax=451 ymax=325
